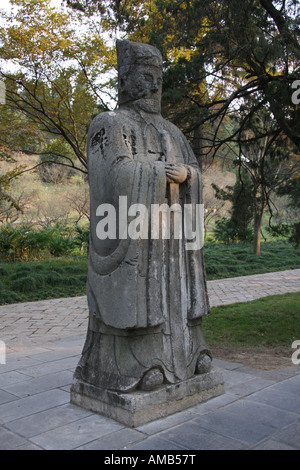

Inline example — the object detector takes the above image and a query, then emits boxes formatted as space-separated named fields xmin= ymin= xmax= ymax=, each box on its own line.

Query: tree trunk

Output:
xmin=193 ymin=126 xmax=203 ymax=173
xmin=253 ymin=198 xmax=266 ymax=255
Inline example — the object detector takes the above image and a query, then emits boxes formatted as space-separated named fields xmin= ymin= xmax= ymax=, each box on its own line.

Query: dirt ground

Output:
xmin=211 ymin=346 xmax=295 ymax=370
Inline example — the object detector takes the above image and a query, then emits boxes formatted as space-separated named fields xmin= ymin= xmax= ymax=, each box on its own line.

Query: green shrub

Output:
xmin=0 ymin=266 xmax=8 ymax=276
xmin=11 ymin=275 xmax=38 ymax=293
xmin=0 ymin=290 xmax=22 ymax=304
xmin=213 ymin=218 xmax=253 ymax=243
xmin=0 ymin=223 xmax=84 ymax=261
xmin=44 ymin=271 xmax=63 ymax=286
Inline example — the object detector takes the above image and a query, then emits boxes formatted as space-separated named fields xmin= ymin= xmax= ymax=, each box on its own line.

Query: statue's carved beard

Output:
xmin=134 ymin=98 xmax=161 ymax=114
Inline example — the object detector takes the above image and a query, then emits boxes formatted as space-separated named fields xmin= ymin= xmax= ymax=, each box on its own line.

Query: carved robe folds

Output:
xmin=73 ymin=107 xmax=211 ymax=392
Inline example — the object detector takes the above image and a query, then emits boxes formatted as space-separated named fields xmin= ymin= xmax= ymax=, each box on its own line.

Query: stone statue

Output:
xmin=71 ymin=40 xmax=224 ymax=425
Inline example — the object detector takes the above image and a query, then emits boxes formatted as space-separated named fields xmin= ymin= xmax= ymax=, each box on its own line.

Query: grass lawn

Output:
xmin=203 ymin=292 xmax=300 ymax=349
xmin=203 ymin=292 xmax=300 ymax=369
xmin=0 ymin=257 xmax=88 ymax=304
xmin=0 ymin=241 xmax=299 ymax=305
xmin=204 ymin=240 xmax=300 ymax=279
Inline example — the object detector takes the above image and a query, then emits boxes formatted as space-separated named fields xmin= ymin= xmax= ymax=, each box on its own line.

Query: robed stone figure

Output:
xmin=73 ymin=40 xmax=213 ymax=394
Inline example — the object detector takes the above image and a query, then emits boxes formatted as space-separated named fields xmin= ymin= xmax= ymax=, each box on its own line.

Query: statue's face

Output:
xmin=119 ymin=65 xmax=163 ymax=113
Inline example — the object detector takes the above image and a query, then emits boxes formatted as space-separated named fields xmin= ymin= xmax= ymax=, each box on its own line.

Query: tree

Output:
xmin=0 ymin=0 xmax=116 ymax=174
xmin=213 ymin=169 xmax=254 ymax=243
xmin=232 ymin=102 xmax=299 ymax=254
xmin=274 ymin=174 xmax=300 ymax=248
xmin=0 ymin=160 xmax=26 ymax=220
xmin=64 ymin=0 xmax=300 ymax=255
xmin=277 ymin=176 xmax=300 ymax=209
xmin=66 ymin=0 xmax=300 ymax=157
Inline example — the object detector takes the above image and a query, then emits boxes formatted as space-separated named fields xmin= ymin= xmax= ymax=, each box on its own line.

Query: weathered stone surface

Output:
xmin=71 ymin=39 xmax=224 ymax=422
xmin=70 ymin=368 xmax=225 ymax=427
xmin=196 ymin=353 xmax=213 ymax=375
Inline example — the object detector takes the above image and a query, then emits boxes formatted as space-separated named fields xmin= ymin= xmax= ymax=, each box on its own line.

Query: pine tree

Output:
xmin=213 ymin=169 xmax=254 ymax=243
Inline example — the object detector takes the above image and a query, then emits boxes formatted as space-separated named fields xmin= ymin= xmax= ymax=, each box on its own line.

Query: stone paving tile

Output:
xmin=247 ymin=386 xmax=300 ymax=415
xmin=125 ymin=435 xmax=187 ymax=451
xmin=0 ymin=370 xmax=32 ymax=387
xmin=5 ymin=403 xmax=93 ymax=439
xmin=236 ymin=365 xmax=300 ymax=382
xmin=270 ymin=374 xmax=300 ymax=395
xmin=252 ymin=439 xmax=297 ymax=450
xmin=268 ymin=421 xmax=300 ymax=450
xmin=0 ymin=389 xmax=70 ymax=423
xmin=0 ymin=356 xmax=44 ymax=374
xmin=226 ymin=377 xmax=276 ymax=397
xmin=2 ymin=370 xmax=74 ymax=398
xmin=188 ymin=392 xmax=240 ymax=416
xmin=191 ymin=411 xmax=276 ymax=446
xmin=136 ymin=407 xmax=202 ymax=437
xmin=14 ymin=443 xmax=43 ymax=450
xmin=30 ymin=415 xmax=124 ymax=450
xmin=137 ymin=393 xmax=239 ymax=436
xmin=0 ymin=389 xmax=18 ymax=405
xmin=77 ymin=428 xmax=147 ymax=450
xmin=141 ymin=421 xmax=248 ymax=450
xmin=0 ymin=427 xmax=28 ymax=450
xmin=18 ymin=356 xmax=79 ymax=378
xmin=218 ymin=399 xmax=299 ymax=429
xmin=213 ymin=359 xmax=244 ymax=370
xmin=221 ymin=369 xmax=255 ymax=389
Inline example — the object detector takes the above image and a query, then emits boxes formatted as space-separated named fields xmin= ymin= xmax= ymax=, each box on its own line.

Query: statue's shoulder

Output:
xmin=89 ymin=110 xmax=125 ymax=130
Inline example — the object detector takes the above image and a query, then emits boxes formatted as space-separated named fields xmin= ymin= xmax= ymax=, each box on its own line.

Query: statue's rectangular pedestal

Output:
xmin=70 ymin=368 xmax=225 ymax=428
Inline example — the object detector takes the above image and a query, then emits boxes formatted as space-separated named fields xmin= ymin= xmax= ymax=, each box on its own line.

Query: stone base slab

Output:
xmin=70 ymin=368 xmax=225 ymax=427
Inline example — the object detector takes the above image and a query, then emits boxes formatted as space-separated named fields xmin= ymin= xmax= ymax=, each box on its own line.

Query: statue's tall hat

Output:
xmin=116 ymin=39 xmax=162 ymax=75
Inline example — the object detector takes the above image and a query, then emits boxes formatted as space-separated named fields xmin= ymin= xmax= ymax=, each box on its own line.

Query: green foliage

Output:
xmin=267 ymin=222 xmax=300 ymax=249
xmin=78 ymin=0 xmax=300 ymax=152
xmin=277 ymin=178 xmax=300 ymax=209
xmin=0 ymin=157 xmax=26 ymax=216
xmin=0 ymin=239 xmax=297 ymax=304
xmin=213 ymin=218 xmax=236 ymax=244
xmin=0 ymin=240 xmax=298 ymax=305
xmin=0 ymin=0 xmax=115 ymax=171
xmin=213 ymin=218 xmax=254 ymax=244
xmin=290 ymin=222 xmax=300 ymax=249
xmin=0 ymin=257 xmax=88 ymax=304
xmin=213 ymin=170 xmax=254 ymax=243
xmin=0 ymin=223 xmax=90 ymax=261
xmin=73 ymin=224 xmax=90 ymax=254
xmin=204 ymin=241 xmax=300 ymax=280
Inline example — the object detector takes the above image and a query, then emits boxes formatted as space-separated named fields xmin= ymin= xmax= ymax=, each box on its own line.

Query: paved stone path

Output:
xmin=0 ymin=269 xmax=299 ymax=450
xmin=0 ymin=269 xmax=299 ymax=351
xmin=208 ymin=269 xmax=300 ymax=306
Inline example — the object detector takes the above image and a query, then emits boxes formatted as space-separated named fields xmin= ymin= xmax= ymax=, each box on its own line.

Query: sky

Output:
xmin=1 ymin=0 xmax=64 ymax=11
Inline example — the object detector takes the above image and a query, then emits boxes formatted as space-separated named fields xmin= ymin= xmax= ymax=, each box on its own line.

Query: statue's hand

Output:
xmin=165 ymin=163 xmax=188 ymax=184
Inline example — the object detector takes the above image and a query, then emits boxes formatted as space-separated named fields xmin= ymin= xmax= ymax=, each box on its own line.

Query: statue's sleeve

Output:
xmin=86 ymin=111 xmax=167 ymax=329
xmin=174 ymin=125 xmax=210 ymax=319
